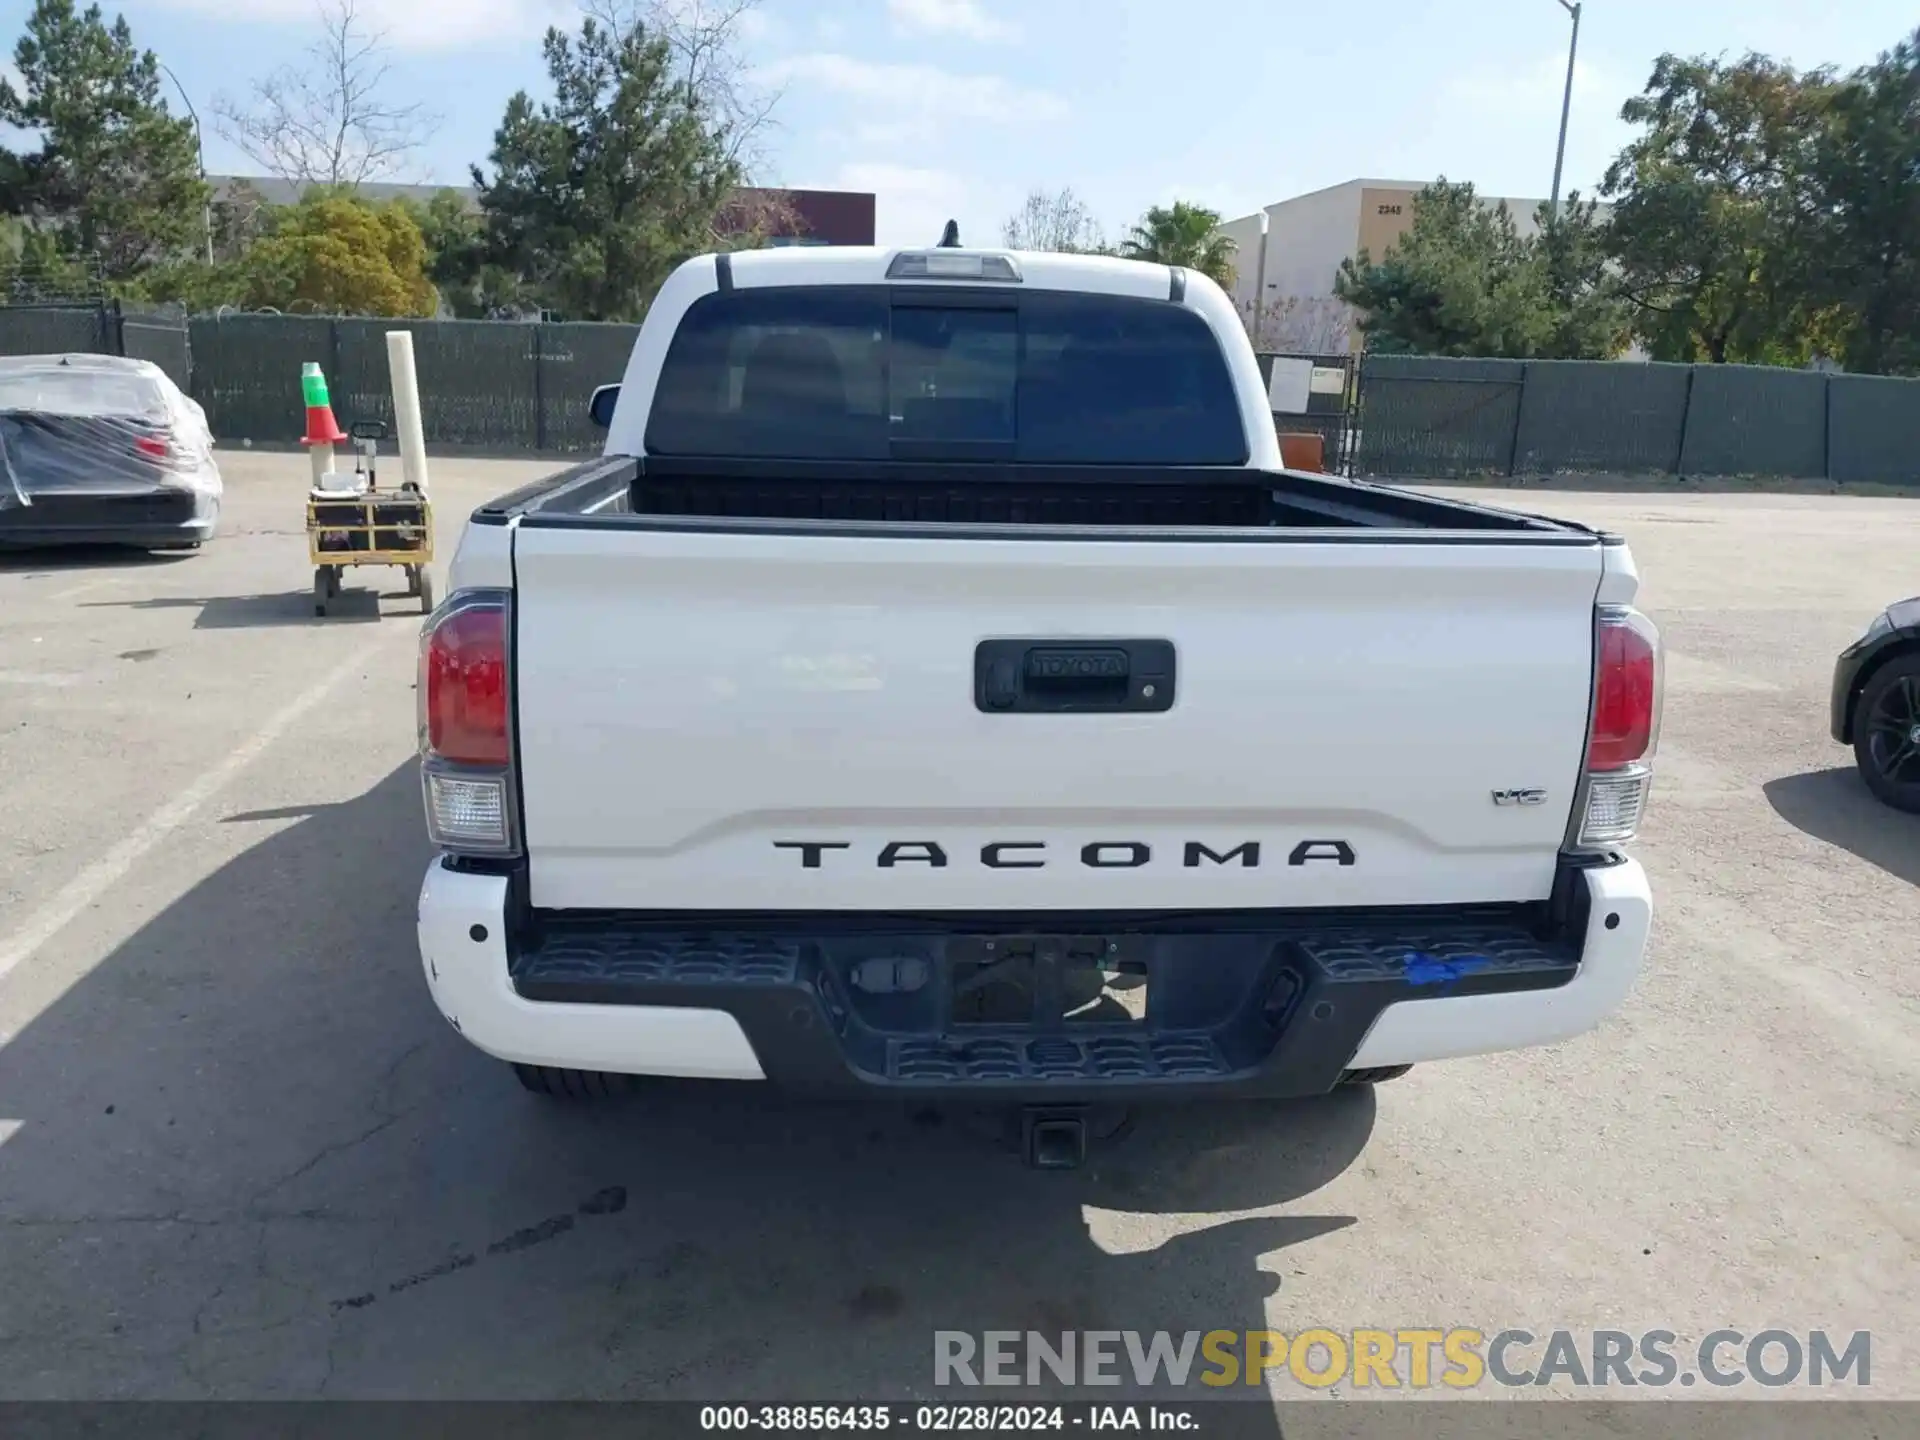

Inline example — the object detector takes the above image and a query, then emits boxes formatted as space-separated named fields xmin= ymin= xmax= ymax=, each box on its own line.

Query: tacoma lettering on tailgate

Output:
xmin=771 ymin=840 xmax=1357 ymax=869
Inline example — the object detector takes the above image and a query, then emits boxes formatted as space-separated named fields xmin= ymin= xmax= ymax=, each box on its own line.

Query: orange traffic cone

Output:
xmin=300 ymin=363 xmax=349 ymax=448
xmin=301 ymin=362 xmax=349 ymax=488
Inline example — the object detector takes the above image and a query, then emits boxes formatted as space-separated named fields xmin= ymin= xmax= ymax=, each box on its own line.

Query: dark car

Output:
xmin=0 ymin=354 xmax=222 ymax=551
xmin=1831 ymin=597 xmax=1920 ymax=811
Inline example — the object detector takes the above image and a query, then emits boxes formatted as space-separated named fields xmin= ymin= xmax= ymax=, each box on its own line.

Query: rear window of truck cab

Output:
xmin=643 ymin=286 xmax=1249 ymax=465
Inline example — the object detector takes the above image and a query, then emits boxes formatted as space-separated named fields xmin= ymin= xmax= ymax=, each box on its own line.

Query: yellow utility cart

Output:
xmin=307 ymin=419 xmax=434 ymax=617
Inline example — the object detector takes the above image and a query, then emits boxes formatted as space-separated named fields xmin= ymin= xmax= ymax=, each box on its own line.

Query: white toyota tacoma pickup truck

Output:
xmin=415 ymin=245 xmax=1658 ymax=1148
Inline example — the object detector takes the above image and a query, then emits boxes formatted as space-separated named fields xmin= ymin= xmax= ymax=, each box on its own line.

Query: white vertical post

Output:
xmin=386 ymin=330 xmax=430 ymax=496
xmin=1253 ymin=210 xmax=1271 ymax=348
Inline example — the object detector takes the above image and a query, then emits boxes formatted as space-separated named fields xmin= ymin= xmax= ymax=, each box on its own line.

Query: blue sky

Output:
xmin=16 ymin=0 xmax=1919 ymax=246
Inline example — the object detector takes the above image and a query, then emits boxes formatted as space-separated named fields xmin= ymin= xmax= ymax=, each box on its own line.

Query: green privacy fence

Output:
xmin=15 ymin=301 xmax=1920 ymax=480
xmin=186 ymin=314 xmax=640 ymax=454
xmin=1354 ymin=355 xmax=1920 ymax=485
xmin=0 ymin=302 xmax=192 ymax=391
xmin=0 ymin=304 xmax=114 ymax=357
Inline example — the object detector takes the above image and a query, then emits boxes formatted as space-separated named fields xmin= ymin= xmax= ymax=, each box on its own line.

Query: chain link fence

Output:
xmin=0 ymin=304 xmax=119 ymax=361
xmin=116 ymin=303 xmax=193 ymax=390
xmin=1354 ymin=355 xmax=1920 ymax=485
xmin=0 ymin=301 xmax=192 ymax=391
xmin=1349 ymin=357 xmax=1525 ymax=479
xmin=0 ymin=305 xmax=634 ymax=456
xmin=11 ymin=300 xmax=1920 ymax=480
xmin=186 ymin=315 xmax=640 ymax=454
xmin=1255 ymin=351 xmax=1355 ymax=471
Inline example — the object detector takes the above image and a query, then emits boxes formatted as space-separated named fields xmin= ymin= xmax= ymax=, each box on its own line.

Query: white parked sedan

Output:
xmin=0 ymin=353 xmax=222 ymax=551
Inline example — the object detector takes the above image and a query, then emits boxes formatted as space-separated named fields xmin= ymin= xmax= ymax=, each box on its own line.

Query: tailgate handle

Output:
xmin=975 ymin=640 xmax=1175 ymax=714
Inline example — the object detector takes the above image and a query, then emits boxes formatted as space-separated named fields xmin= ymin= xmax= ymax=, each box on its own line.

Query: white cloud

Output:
xmin=830 ymin=161 xmax=972 ymax=247
xmin=756 ymin=52 xmax=1065 ymax=134
xmin=833 ymin=160 xmax=1021 ymax=247
xmin=796 ymin=161 xmax=1019 ymax=249
xmin=885 ymin=0 xmax=1016 ymax=43
xmin=136 ymin=0 xmax=573 ymax=51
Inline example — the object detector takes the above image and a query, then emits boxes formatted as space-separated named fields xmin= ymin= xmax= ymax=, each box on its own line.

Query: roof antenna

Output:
xmin=938 ymin=219 xmax=961 ymax=248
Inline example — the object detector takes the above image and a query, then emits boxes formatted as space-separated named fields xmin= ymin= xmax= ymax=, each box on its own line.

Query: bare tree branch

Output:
xmin=581 ymin=0 xmax=783 ymax=174
xmin=212 ymin=0 xmax=441 ymax=190
xmin=1238 ymin=295 xmax=1354 ymax=354
xmin=711 ymin=184 xmax=803 ymax=248
xmin=1000 ymin=188 xmax=1107 ymax=253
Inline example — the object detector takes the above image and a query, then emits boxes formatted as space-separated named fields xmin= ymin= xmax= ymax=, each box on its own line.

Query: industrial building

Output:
xmin=1216 ymin=178 xmax=1553 ymax=354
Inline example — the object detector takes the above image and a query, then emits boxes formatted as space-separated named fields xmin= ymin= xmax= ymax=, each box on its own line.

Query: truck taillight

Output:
xmin=418 ymin=590 xmax=519 ymax=856
xmin=1574 ymin=607 xmax=1662 ymax=849
xmin=422 ymin=598 xmax=508 ymax=764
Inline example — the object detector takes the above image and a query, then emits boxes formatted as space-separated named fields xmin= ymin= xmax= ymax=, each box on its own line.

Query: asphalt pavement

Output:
xmin=0 ymin=452 xmax=1914 ymax=1414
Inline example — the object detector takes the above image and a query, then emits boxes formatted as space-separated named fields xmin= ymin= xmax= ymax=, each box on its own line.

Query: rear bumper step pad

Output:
xmin=507 ymin=914 xmax=1578 ymax=1100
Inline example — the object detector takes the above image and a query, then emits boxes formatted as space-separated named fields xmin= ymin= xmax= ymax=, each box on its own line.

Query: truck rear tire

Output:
xmin=511 ymin=1063 xmax=635 ymax=1099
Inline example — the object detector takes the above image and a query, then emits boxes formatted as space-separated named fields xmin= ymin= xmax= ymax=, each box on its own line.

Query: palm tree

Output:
xmin=1118 ymin=201 xmax=1237 ymax=288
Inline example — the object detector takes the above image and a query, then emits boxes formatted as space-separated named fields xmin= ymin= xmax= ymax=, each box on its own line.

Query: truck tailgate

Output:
xmin=510 ymin=525 xmax=1604 ymax=912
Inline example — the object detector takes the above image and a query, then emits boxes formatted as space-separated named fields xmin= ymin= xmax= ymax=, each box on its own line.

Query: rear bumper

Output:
xmin=0 ymin=488 xmax=219 ymax=547
xmin=417 ymin=858 xmax=1651 ymax=1099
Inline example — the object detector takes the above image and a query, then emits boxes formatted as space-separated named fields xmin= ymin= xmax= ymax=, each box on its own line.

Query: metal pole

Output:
xmin=1252 ymin=210 xmax=1271 ymax=348
xmin=159 ymin=63 xmax=215 ymax=265
xmin=1548 ymin=0 xmax=1582 ymax=223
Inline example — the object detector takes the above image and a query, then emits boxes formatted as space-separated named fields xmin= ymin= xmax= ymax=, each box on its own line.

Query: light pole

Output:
xmin=158 ymin=62 xmax=215 ymax=265
xmin=1252 ymin=209 xmax=1271 ymax=348
xmin=1548 ymin=0 xmax=1583 ymax=225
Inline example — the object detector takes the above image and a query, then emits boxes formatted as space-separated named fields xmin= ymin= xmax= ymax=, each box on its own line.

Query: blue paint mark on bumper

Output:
xmin=1403 ymin=953 xmax=1493 ymax=987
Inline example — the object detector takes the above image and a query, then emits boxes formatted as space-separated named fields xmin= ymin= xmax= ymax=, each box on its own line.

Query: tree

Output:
xmin=585 ymin=0 xmax=780 ymax=172
xmin=1810 ymin=27 xmax=1920 ymax=375
xmin=472 ymin=12 xmax=741 ymax=321
xmin=132 ymin=254 xmax=246 ymax=311
xmin=1001 ymin=187 xmax=1106 ymax=253
xmin=397 ymin=187 xmax=537 ymax=318
xmin=212 ymin=0 xmax=438 ymax=189
xmin=0 ymin=216 xmax=98 ymax=301
xmin=1335 ymin=181 xmax=1540 ymax=357
xmin=0 ymin=0 xmax=208 ymax=279
xmin=237 ymin=190 xmax=436 ymax=315
xmin=1601 ymin=51 xmax=1836 ymax=364
xmin=1117 ymin=201 xmax=1234 ymax=287
xmin=1533 ymin=195 xmax=1633 ymax=360
xmin=1333 ymin=180 xmax=1626 ymax=359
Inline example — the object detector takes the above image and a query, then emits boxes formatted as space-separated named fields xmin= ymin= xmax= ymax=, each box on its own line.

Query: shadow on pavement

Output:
xmin=1764 ymin=767 xmax=1920 ymax=887
xmin=0 ymin=763 xmax=1372 ymax=1407
xmin=0 ymin=543 xmax=195 ymax=572
xmin=82 ymin=588 xmax=393 ymax=628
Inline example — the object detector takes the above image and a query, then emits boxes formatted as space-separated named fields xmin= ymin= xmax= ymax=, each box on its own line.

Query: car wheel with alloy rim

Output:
xmin=1853 ymin=654 xmax=1920 ymax=812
